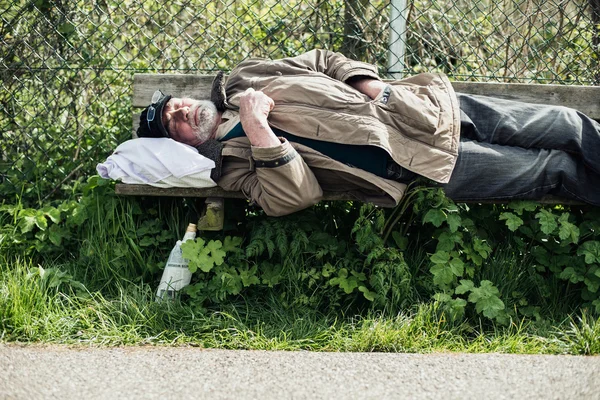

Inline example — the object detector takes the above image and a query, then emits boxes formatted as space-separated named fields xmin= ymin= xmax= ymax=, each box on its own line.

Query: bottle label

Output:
xmin=166 ymin=262 xmax=187 ymax=269
xmin=156 ymin=289 xmax=176 ymax=300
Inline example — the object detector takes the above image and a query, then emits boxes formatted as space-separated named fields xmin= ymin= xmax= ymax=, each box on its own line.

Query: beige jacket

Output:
xmin=215 ymin=50 xmax=461 ymax=216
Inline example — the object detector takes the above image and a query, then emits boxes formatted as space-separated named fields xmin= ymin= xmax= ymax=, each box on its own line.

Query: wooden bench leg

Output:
xmin=197 ymin=197 xmax=224 ymax=231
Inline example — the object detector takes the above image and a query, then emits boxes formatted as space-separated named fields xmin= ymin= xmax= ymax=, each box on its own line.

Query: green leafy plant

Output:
xmin=29 ymin=266 xmax=88 ymax=297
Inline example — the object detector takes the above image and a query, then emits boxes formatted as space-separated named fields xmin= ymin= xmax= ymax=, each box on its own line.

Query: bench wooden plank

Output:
xmin=114 ymin=183 xmax=584 ymax=205
xmin=133 ymin=73 xmax=600 ymax=120
xmin=133 ymin=74 xmax=214 ymax=107
xmin=451 ymin=82 xmax=600 ymax=120
xmin=115 ymin=184 xmax=245 ymax=198
xmin=114 ymin=183 xmax=359 ymax=201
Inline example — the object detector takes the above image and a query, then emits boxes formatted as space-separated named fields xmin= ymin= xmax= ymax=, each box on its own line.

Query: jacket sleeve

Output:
xmin=218 ymin=138 xmax=323 ymax=217
xmin=279 ymin=49 xmax=382 ymax=82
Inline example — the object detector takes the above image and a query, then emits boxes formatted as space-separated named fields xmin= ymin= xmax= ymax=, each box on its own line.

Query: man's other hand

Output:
xmin=239 ymin=88 xmax=280 ymax=148
xmin=346 ymin=77 xmax=387 ymax=100
xmin=239 ymin=88 xmax=274 ymax=121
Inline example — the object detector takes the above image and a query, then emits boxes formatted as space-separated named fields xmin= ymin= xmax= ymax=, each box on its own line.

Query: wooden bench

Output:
xmin=116 ymin=74 xmax=600 ymax=229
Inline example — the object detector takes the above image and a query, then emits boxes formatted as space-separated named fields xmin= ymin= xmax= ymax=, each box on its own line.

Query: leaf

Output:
xmin=593 ymin=299 xmax=600 ymax=314
xmin=205 ymin=240 xmax=226 ymax=266
xmin=446 ymin=214 xmax=462 ymax=233
xmin=213 ymin=266 xmax=242 ymax=296
xmin=433 ymin=293 xmax=452 ymax=302
xmin=468 ymin=280 xmax=505 ymax=318
xmin=43 ymin=207 xmax=61 ymax=224
xmin=447 ymin=297 xmax=467 ymax=319
xmin=449 ymin=257 xmax=464 ymax=277
xmin=329 ymin=268 xmax=360 ymax=294
xmin=535 ymin=209 xmax=558 ymax=235
xmin=436 ymin=231 xmax=462 ymax=252
xmin=139 ymin=236 xmax=156 ymax=247
xmin=69 ymin=206 xmax=88 ymax=226
xmin=532 ymin=246 xmax=551 ymax=267
xmin=266 ymin=238 xmax=276 ymax=258
xmin=181 ymin=238 xmax=225 ymax=273
xmin=261 ymin=262 xmax=283 ymax=287
xmin=339 ymin=277 xmax=359 ymax=294
xmin=350 ymin=270 xmax=367 ymax=281
xmin=465 ymin=265 xmax=475 ymax=278
xmin=499 ymin=212 xmax=523 ymax=231
xmin=455 ymin=279 xmax=474 ymax=295
xmin=558 ymin=213 xmax=579 ymax=244
xmin=584 ymin=277 xmax=600 ymax=294
xmin=391 ymin=231 xmax=408 ymax=251
xmin=507 ymin=201 xmax=539 ymax=215
xmin=472 ymin=294 xmax=505 ymax=318
xmin=431 ymin=264 xmax=454 ymax=286
xmin=423 ymin=209 xmax=446 ymax=227
xmin=48 ymin=224 xmax=67 ymax=246
xmin=479 ymin=280 xmax=500 ymax=296
xmin=473 ymin=239 xmax=492 ymax=260
xmin=321 ymin=263 xmax=335 ymax=278
xmin=19 ymin=215 xmax=36 ymax=233
xmin=222 ymin=236 xmax=243 ymax=253
xmin=358 ymin=285 xmax=376 ymax=301
xmin=196 ymin=249 xmax=218 ymax=273
xmin=577 ymin=241 xmax=600 ymax=264
xmin=34 ymin=213 xmax=48 ymax=231
xmin=430 ymin=251 xmax=450 ymax=264
xmin=559 ymin=267 xmax=583 ymax=283
xmin=239 ymin=266 xmax=260 ymax=287
xmin=465 ymin=248 xmax=483 ymax=267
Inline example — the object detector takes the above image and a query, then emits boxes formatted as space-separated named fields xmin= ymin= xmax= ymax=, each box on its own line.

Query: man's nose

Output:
xmin=172 ymin=106 xmax=190 ymax=120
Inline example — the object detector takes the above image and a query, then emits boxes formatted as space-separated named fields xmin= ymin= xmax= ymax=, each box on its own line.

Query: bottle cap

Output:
xmin=186 ymin=223 xmax=197 ymax=233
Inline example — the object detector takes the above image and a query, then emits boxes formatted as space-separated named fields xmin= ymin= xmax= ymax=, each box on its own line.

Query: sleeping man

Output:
xmin=137 ymin=49 xmax=600 ymax=216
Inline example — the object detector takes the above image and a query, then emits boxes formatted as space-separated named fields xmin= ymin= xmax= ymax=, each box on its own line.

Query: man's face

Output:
xmin=162 ymin=97 xmax=221 ymax=146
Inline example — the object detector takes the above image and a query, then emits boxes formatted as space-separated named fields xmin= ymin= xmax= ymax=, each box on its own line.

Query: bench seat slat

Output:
xmin=114 ymin=184 xmax=583 ymax=205
xmin=114 ymin=183 xmax=359 ymax=201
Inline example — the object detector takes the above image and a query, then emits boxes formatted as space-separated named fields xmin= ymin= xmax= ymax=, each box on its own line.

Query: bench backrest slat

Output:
xmin=133 ymin=74 xmax=215 ymax=107
xmin=452 ymin=81 xmax=600 ymax=120
xmin=132 ymin=73 xmax=600 ymax=135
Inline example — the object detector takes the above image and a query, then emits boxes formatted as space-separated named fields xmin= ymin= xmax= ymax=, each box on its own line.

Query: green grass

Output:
xmin=1 ymin=256 xmax=598 ymax=354
xmin=1 ymin=186 xmax=599 ymax=354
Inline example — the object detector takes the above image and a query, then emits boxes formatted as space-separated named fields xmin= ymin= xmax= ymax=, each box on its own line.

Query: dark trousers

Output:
xmin=438 ymin=93 xmax=600 ymax=205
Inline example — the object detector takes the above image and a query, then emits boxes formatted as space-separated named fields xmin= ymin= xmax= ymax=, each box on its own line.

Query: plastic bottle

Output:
xmin=155 ymin=223 xmax=197 ymax=301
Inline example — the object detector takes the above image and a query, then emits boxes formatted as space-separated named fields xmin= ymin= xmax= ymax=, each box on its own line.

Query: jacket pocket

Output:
xmin=379 ymin=85 xmax=441 ymax=134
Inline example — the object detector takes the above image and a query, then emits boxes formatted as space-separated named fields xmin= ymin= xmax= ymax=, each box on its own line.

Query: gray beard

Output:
xmin=191 ymin=101 xmax=218 ymax=142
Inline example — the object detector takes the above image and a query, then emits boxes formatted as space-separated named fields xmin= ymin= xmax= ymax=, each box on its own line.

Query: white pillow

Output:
xmin=96 ymin=138 xmax=217 ymax=188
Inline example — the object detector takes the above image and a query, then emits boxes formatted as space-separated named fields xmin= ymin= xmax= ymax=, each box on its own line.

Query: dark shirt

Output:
xmin=220 ymin=122 xmax=390 ymax=178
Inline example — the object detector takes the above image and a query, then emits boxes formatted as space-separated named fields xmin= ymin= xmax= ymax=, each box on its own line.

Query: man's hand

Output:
xmin=346 ymin=77 xmax=387 ymax=100
xmin=239 ymin=87 xmax=274 ymax=120
xmin=239 ymin=88 xmax=280 ymax=148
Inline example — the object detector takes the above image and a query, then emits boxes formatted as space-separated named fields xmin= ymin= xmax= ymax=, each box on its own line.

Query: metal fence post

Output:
xmin=388 ymin=0 xmax=407 ymax=79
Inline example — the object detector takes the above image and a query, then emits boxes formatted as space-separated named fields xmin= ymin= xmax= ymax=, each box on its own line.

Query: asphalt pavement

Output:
xmin=1 ymin=345 xmax=599 ymax=399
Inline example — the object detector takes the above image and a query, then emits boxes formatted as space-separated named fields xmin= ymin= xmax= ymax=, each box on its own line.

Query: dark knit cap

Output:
xmin=136 ymin=90 xmax=172 ymax=138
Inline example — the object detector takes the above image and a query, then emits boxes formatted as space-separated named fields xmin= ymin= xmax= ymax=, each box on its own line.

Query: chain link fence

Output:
xmin=2 ymin=0 xmax=599 ymax=204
